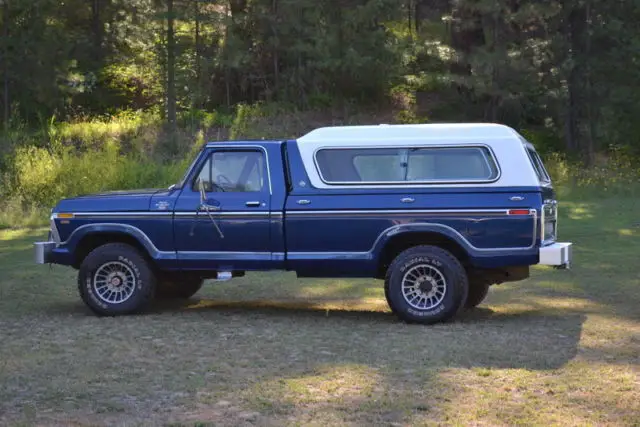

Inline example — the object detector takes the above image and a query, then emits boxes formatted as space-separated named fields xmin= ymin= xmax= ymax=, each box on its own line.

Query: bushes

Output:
xmin=1 ymin=105 xmax=639 ymax=229
xmin=0 ymin=104 xmax=308 ymax=228
xmin=544 ymin=152 xmax=640 ymax=199
xmin=0 ymin=142 xmax=189 ymax=228
xmin=9 ymin=143 xmax=186 ymax=207
xmin=0 ymin=110 xmax=203 ymax=228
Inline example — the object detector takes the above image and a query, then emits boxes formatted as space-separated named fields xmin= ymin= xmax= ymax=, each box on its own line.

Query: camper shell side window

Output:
xmin=314 ymin=145 xmax=500 ymax=185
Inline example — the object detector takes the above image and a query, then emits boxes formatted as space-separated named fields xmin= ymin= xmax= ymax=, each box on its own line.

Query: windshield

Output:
xmin=171 ymin=149 xmax=202 ymax=190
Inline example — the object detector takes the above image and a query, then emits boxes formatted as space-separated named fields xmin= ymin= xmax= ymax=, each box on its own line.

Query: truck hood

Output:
xmin=53 ymin=188 xmax=172 ymax=213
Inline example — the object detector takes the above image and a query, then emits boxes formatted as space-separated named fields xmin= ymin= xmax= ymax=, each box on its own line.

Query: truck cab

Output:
xmin=35 ymin=123 xmax=572 ymax=325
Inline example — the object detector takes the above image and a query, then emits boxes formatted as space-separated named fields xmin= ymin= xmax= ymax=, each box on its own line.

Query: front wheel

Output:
xmin=384 ymin=245 xmax=468 ymax=325
xmin=78 ymin=243 xmax=156 ymax=316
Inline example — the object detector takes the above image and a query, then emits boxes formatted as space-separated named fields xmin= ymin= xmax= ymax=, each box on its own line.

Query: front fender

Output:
xmin=61 ymin=223 xmax=168 ymax=259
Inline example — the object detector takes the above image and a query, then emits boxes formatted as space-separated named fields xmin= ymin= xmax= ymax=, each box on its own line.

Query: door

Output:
xmin=174 ymin=146 xmax=272 ymax=271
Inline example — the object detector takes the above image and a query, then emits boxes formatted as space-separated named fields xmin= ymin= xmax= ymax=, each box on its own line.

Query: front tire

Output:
xmin=78 ymin=243 xmax=156 ymax=316
xmin=384 ymin=245 xmax=468 ymax=324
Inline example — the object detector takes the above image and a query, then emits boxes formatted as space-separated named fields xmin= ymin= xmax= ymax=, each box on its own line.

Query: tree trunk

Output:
xmin=194 ymin=0 xmax=201 ymax=108
xmin=166 ymin=0 xmax=176 ymax=130
xmin=194 ymin=0 xmax=200 ymax=81
xmin=272 ymin=0 xmax=279 ymax=96
xmin=565 ymin=2 xmax=593 ymax=164
xmin=2 ymin=0 xmax=9 ymax=128
xmin=584 ymin=1 xmax=595 ymax=165
xmin=91 ymin=0 xmax=103 ymax=65
xmin=408 ymin=0 xmax=413 ymax=41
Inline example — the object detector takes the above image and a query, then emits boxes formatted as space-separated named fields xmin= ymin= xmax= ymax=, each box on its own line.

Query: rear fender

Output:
xmin=371 ymin=223 xmax=475 ymax=259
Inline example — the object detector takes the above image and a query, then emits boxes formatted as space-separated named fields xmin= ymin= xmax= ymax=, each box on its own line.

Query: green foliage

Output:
xmin=5 ymin=141 xmax=183 ymax=208
xmin=545 ymin=152 xmax=640 ymax=199
xmin=2 ymin=0 xmax=640 ymax=228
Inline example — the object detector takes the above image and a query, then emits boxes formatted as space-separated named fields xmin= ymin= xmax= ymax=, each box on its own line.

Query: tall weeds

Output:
xmin=1 ymin=107 xmax=638 ymax=229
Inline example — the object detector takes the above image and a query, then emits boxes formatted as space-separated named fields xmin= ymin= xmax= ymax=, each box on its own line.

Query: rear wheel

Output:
xmin=156 ymin=277 xmax=204 ymax=299
xmin=384 ymin=245 xmax=468 ymax=325
xmin=465 ymin=281 xmax=490 ymax=309
xmin=78 ymin=243 xmax=156 ymax=316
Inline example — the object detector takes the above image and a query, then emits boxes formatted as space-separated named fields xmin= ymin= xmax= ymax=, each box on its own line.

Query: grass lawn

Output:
xmin=0 ymin=196 xmax=638 ymax=426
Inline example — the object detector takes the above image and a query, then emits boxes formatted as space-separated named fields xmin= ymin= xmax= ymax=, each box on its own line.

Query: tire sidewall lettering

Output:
xmin=399 ymin=256 xmax=443 ymax=274
xmin=85 ymin=276 xmax=108 ymax=310
xmin=117 ymin=255 xmax=143 ymax=291
xmin=407 ymin=303 xmax=446 ymax=317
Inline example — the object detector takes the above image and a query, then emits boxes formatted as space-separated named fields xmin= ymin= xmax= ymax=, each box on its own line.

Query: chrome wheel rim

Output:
xmin=401 ymin=264 xmax=447 ymax=310
xmin=93 ymin=261 xmax=137 ymax=304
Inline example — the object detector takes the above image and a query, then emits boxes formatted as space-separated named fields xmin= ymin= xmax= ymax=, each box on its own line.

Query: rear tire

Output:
xmin=384 ymin=245 xmax=468 ymax=325
xmin=78 ymin=243 xmax=156 ymax=316
xmin=465 ymin=281 xmax=490 ymax=309
xmin=156 ymin=277 xmax=204 ymax=299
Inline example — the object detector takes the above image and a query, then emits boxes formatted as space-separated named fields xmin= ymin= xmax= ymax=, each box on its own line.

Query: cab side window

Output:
xmin=193 ymin=150 xmax=265 ymax=192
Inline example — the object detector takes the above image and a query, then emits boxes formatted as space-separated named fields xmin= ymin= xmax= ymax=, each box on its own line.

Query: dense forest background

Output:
xmin=1 ymin=0 xmax=639 ymax=226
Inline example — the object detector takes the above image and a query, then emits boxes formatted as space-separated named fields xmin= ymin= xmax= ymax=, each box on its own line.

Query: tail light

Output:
xmin=541 ymin=200 xmax=557 ymax=245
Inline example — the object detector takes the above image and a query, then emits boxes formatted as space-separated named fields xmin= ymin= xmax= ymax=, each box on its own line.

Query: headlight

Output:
xmin=49 ymin=214 xmax=61 ymax=244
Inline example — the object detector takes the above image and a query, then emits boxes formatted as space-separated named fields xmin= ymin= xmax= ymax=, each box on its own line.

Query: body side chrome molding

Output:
xmin=285 ymin=208 xmax=514 ymax=216
xmin=54 ymin=208 xmax=528 ymax=219
xmin=72 ymin=212 xmax=172 ymax=218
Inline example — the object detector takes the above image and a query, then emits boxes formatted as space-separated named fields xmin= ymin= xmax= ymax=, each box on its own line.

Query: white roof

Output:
xmin=297 ymin=123 xmax=522 ymax=144
xmin=294 ymin=123 xmax=541 ymax=189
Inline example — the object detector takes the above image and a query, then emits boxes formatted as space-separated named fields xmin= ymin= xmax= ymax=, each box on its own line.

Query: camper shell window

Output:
xmin=314 ymin=146 xmax=500 ymax=184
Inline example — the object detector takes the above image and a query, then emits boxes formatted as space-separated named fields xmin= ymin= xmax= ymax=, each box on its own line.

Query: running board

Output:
xmin=215 ymin=271 xmax=233 ymax=282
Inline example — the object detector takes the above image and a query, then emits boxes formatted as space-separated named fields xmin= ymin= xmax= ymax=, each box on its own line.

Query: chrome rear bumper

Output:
xmin=34 ymin=241 xmax=57 ymax=264
xmin=539 ymin=242 xmax=572 ymax=269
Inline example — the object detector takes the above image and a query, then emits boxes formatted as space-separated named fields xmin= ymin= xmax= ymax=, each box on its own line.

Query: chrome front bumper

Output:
xmin=539 ymin=242 xmax=572 ymax=269
xmin=34 ymin=241 xmax=57 ymax=264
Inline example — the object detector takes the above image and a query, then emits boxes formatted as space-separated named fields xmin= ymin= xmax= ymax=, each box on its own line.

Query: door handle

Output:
xmin=297 ymin=199 xmax=311 ymax=205
xmin=245 ymin=201 xmax=261 ymax=207
xmin=401 ymin=197 xmax=415 ymax=203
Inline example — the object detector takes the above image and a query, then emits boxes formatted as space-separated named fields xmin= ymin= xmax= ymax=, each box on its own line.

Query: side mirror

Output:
xmin=197 ymin=179 xmax=221 ymax=212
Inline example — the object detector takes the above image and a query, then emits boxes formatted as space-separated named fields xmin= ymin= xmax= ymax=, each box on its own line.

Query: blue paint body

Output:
xmin=48 ymin=140 xmax=553 ymax=278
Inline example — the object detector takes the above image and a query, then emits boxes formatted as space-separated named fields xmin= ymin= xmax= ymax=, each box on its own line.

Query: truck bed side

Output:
xmin=282 ymin=141 xmax=543 ymax=278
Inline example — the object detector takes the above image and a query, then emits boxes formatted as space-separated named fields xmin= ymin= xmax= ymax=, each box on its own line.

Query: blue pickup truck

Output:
xmin=34 ymin=123 xmax=572 ymax=324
